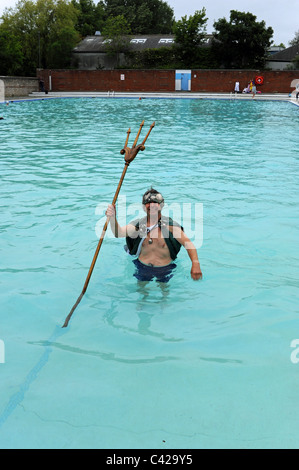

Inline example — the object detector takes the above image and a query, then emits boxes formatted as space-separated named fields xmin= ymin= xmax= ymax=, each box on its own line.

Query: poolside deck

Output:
xmin=1 ymin=91 xmax=299 ymax=106
xmin=29 ymin=91 xmax=296 ymax=101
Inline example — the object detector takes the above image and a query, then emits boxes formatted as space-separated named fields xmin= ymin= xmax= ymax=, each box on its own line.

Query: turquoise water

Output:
xmin=0 ymin=97 xmax=299 ymax=449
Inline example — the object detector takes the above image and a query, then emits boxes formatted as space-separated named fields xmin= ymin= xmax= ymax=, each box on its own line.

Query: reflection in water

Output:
xmin=136 ymin=278 xmax=170 ymax=311
xmin=103 ymin=280 xmax=183 ymax=343
xmin=27 ymin=340 xmax=178 ymax=364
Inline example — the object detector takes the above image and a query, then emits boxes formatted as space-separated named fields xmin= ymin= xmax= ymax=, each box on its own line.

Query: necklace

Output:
xmin=147 ymin=222 xmax=159 ymax=245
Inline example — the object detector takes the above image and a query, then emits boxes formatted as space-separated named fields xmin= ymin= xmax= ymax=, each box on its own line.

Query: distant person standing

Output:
xmin=252 ymin=83 xmax=257 ymax=98
xmin=39 ymin=79 xmax=45 ymax=92
xmin=234 ymin=81 xmax=240 ymax=93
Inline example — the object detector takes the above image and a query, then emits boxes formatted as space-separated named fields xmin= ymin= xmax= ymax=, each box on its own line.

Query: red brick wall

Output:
xmin=38 ymin=69 xmax=175 ymax=93
xmin=37 ymin=69 xmax=299 ymax=94
xmin=191 ymin=70 xmax=299 ymax=93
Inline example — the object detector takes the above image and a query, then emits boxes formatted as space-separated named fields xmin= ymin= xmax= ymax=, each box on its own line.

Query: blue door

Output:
xmin=181 ymin=73 xmax=189 ymax=91
xmin=175 ymin=70 xmax=191 ymax=91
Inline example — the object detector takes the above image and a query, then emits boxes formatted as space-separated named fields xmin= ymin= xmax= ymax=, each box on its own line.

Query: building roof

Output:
xmin=73 ymin=34 xmax=214 ymax=53
xmin=73 ymin=35 xmax=176 ymax=53
xmin=269 ymin=44 xmax=299 ymax=62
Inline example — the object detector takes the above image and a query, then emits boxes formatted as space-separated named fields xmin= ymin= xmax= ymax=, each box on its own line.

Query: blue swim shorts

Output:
xmin=133 ymin=259 xmax=176 ymax=283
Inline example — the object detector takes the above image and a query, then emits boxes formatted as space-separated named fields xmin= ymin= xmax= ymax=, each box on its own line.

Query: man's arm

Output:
xmin=105 ymin=204 xmax=135 ymax=238
xmin=171 ymin=226 xmax=203 ymax=281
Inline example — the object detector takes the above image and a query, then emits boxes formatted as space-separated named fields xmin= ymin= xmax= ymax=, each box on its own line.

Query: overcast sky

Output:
xmin=0 ymin=0 xmax=297 ymax=46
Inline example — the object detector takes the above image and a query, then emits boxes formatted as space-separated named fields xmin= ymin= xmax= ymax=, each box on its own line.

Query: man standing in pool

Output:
xmin=106 ymin=188 xmax=202 ymax=282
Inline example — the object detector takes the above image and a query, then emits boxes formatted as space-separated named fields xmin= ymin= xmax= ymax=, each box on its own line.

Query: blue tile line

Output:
xmin=0 ymin=325 xmax=66 ymax=428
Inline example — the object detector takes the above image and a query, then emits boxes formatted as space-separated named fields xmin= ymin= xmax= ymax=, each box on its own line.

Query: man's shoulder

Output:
xmin=128 ymin=216 xmax=147 ymax=228
xmin=126 ymin=217 xmax=148 ymax=238
xmin=161 ymin=216 xmax=183 ymax=230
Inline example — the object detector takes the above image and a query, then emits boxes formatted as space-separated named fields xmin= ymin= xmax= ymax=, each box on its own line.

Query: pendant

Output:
xmin=148 ymin=238 xmax=153 ymax=244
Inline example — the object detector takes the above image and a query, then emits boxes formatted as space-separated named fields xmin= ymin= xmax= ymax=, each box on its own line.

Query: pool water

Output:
xmin=0 ymin=97 xmax=299 ymax=449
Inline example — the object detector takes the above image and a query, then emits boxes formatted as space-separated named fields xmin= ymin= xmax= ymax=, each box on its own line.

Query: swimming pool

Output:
xmin=0 ymin=97 xmax=299 ymax=449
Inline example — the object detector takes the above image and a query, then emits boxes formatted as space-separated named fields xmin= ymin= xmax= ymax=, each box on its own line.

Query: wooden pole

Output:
xmin=62 ymin=121 xmax=155 ymax=328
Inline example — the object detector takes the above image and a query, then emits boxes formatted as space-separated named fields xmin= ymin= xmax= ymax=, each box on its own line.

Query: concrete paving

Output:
xmin=1 ymin=91 xmax=298 ymax=106
xmin=28 ymin=90 xmax=297 ymax=101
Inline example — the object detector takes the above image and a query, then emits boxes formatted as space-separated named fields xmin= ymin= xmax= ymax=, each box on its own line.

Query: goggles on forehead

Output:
xmin=142 ymin=191 xmax=164 ymax=205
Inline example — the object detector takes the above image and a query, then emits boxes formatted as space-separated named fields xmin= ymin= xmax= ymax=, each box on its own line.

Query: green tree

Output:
xmin=293 ymin=55 xmax=299 ymax=69
xmin=289 ymin=30 xmax=299 ymax=46
xmin=0 ymin=0 xmax=80 ymax=75
xmin=172 ymin=8 xmax=208 ymax=66
xmin=0 ymin=28 xmax=24 ymax=75
xmin=1 ymin=0 xmax=39 ymax=75
xmin=102 ymin=0 xmax=174 ymax=34
xmin=71 ymin=0 xmax=105 ymax=37
xmin=127 ymin=47 xmax=179 ymax=69
xmin=212 ymin=10 xmax=273 ymax=68
xmin=102 ymin=14 xmax=131 ymax=66
xmin=46 ymin=0 xmax=80 ymax=68
xmin=102 ymin=14 xmax=131 ymax=40
xmin=275 ymin=43 xmax=286 ymax=49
